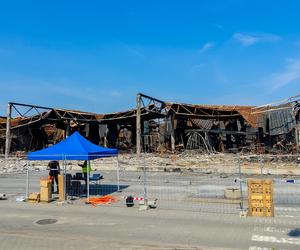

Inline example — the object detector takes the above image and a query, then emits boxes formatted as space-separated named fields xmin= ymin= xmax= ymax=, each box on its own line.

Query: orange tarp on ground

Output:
xmin=86 ymin=195 xmax=118 ymax=206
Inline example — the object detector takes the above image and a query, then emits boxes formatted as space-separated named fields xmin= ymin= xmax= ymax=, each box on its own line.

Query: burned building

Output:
xmin=0 ymin=93 xmax=299 ymax=156
xmin=253 ymin=99 xmax=300 ymax=153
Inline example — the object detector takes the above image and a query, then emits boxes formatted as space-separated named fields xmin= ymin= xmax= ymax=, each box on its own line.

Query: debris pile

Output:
xmin=1 ymin=152 xmax=300 ymax=175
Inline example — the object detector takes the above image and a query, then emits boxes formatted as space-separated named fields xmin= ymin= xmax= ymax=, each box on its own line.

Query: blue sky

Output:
xmin=0 ymin=0 xmax=300 ymax=115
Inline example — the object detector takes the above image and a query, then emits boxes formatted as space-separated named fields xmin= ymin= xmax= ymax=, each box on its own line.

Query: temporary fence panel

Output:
xmin=1 ymin=153 xmax=300 ymax=217
xmin=111 ymin=155 xmax=245 ymax=214
xmin=239 ymin=154 xmax=300 ymax=217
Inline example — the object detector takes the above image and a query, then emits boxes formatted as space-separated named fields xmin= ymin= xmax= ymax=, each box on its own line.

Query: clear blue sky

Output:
xmin=0 ymin=0 xmax=300 ymax=115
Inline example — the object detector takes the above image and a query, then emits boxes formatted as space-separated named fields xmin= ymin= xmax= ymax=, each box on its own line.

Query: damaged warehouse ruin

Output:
xmin=0 ymin=93 xmax=300 ymax=157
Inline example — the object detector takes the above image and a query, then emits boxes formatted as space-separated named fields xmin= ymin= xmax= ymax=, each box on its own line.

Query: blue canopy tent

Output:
xmin=26 ymin=131 xmax=119 ymax=200
xmin=28 ymin=131 xmax=118 ymax=160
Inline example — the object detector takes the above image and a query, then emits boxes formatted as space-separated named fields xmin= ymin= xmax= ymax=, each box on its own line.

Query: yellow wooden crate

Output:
xmin=247 ymin=179 xmax=274 ymax=217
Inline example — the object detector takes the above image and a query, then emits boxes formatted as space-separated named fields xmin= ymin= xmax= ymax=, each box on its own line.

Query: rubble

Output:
xmin=1 ymin=152 xmax=300 ymax=175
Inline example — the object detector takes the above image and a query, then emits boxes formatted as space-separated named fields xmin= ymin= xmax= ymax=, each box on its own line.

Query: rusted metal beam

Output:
xmin=9 ymin=102 xmax=53 ymax=111
xmin=138 ymin=93 xmax=165 ymax=105
xmin=185 ymin=129 xmax=247 ymax=135
xmin=174 ymin=112 xmax=242 ymax=119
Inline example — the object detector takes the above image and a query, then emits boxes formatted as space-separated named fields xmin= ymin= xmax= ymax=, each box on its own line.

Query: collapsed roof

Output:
xmin=0 ymin=101 xmax=259 ymax=131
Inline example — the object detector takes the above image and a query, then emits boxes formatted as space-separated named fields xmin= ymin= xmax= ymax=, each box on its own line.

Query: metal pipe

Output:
xmin=87 ymin=160 xmax=90 ymax=201
xmin=117 ymin=156 xmax=120 ymax=192
xmin=143 ymin=155 xmax=147 ymax=202
xmin=260 ymin=155 xmax=263 ymax=176
xmin=63 ymin=156 xmax=66 ymax=201
xmin=237 ymin=153 xmax=244 ymax=210
xmin=26 ymin=161 xmax=29 ymax=200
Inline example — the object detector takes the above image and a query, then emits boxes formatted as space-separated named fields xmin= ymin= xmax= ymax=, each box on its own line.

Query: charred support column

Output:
xmin=5 ymin=103 xmax=12 ymax=158
xmin=136 ymin=94 xmax=142 ymax=156
xmin=66 ymin=121 xmax=71 ymax=138
xmin=85 ymin=123 xmax=89 ymax=138
xmin=131 ymin=122 xmax=137 ymax=146
xmin=296 ymin=126 xmax=300 ymax=150
xmin=107 ymin=124 xmax=118 ymax=148
xmin=104 ymin=136 xmax=107 ymax=147
xmin=170 ymin=114 xmax=175 ymax=153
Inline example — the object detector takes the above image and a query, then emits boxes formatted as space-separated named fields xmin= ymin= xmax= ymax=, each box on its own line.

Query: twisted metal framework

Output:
xmin=4 ymin=93 xmax=296 ymax=157
xmin=2 ymin=102 xmax=100 ymax=157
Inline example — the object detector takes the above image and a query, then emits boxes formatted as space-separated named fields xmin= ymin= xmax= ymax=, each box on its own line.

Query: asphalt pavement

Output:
xmin=0 ymin=201 xmax=300 ymax=249
xmin=1 ymin=170 xmax=300 ymax=249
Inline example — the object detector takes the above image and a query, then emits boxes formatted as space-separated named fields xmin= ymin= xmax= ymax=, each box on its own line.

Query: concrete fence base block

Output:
xmin=56 ymin=201 xmax=67 ymax=206
xmin=138 ymin=200 xmax=145 ymax=206
xmin=139 ymin=205 xmax=149 ymax=211
xmin=0 ymin=193 xmax=7 ymax=200
xmin=148 ymin=199 xmax=158 ymax=209
xmin=239 ymin=210 xmax=248 ymax=218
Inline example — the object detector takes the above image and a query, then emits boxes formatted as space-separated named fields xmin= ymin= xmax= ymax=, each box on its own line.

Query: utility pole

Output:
xmin=5 ymin=103 xmax=12 ymax=158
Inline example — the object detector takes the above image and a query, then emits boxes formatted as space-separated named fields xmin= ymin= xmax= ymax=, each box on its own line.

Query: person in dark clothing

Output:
xmin=47 ymin=161 xmax=60 ymax=193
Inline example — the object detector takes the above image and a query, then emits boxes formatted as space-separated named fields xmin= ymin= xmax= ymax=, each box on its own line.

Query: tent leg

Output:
xmin=63 ymin=157 xmax=66 ymax=201
xmin=87 ymin=160 xmax=90 ymax=202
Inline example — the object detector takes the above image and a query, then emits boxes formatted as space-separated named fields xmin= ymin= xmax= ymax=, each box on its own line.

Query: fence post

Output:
xmin=117 ymin=156 xmax=120 ymax=192
xmin=65 ymin=156 xmax=67 ymax=201
xmin=237 ymin=153 xmax=244 ymax=210
xmin=260 ymin=154 xmax=263 ymax=176
xmin=143 ymin=154 xmax=147 ymax=203
xmin=87 ymin=159 xmax=90 ymax=201
xmin=26 ymin=161 xmax=29 ymax=200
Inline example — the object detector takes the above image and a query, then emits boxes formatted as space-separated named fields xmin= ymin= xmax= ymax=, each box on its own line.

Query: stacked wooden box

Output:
xmin=58 ymin=175 xmax=65 ymax=201
xmin=40 ymin=178 xmax=52 ymax=203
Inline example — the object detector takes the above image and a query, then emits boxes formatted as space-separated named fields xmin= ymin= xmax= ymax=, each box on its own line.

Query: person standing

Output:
xmin=47 ymin=160 xmax=60 ymax=193
xmin=78 ymin=160 xmax=92 ymax=192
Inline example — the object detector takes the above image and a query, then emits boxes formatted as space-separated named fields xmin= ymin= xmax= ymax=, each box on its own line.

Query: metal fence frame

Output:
xmin=1 ymin=153 xmax=300 ymax=216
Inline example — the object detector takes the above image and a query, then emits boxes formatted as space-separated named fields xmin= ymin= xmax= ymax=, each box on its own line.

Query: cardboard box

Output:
xmin=40 ymin=178 xmax=52 ymax=202
xmin=40 ymin=187 xmax=52 ymax=202
xmin=58 ymin=175 xmax=65 ymax=201
xmin=28 ymin=192 xmax=40 ymax=203
xmin=40 ymin=178 xmax=51 ymax=188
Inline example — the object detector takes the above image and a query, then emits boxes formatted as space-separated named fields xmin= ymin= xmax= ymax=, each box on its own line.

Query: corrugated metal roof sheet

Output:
xmin=268 ymin=108 xmax=296 ymax=135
